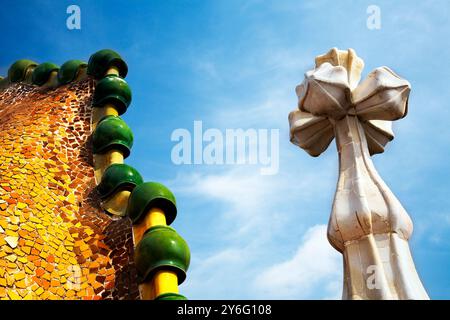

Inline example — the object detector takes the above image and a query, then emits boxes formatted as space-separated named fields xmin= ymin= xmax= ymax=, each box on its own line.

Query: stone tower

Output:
xmin=289 ymin=48 xmax=428 ymax=299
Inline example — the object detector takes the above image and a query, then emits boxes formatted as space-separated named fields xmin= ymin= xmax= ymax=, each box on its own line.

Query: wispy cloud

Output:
xmin=171 ymin=167 xmax=296 ymax=239
xmin=182 ymin=223 xmax=342 ymax=299
xmin=170 ymin=162 xmax=338 ymax=299
xmin=255 ymin=224 xmax=342 ymax=299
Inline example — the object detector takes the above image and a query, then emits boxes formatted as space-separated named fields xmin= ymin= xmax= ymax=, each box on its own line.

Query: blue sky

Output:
xmin=1 ymin=0 xmax=449 ymax=299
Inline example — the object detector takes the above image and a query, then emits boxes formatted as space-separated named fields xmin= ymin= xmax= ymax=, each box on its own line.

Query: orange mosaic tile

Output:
xmin=0 ymin=79 xmax=138 ymax=300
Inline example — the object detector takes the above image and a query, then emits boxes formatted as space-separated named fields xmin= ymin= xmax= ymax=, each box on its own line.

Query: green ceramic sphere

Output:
xmin=127 ymin=182 xmax=177 ymax=225
xmin=8 ymin=59 xmax=38 ymax=83
xmin=87 ymin=49 xmax=128 ymax=79
xmin=135 ymin=226 xmax=190 ymax=284
xmin=92 ymin=115 xmax=133 ymax=158
xmin=155 ymin=293 xmax=187 ymax=300
xmin=97 ymin=163 xmax=143 ymax=199
xmin=32 ymin=62 xmax=60 ymax=86
xmin=58 ymin=60 xmax=87 ymax=84
xmin=93 ymin=75 xmax=132 ymax=115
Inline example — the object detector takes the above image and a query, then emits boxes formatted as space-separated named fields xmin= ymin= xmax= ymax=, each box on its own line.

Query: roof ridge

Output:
xmin=0 ymin=49 xmax=128 ymax=90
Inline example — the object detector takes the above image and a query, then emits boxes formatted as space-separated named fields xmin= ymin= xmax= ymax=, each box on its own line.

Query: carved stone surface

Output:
xmin=289 ymin=48 xmax=429 ymax=299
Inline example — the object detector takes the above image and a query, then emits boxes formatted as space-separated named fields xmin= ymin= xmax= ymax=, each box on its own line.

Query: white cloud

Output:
xmin=183 ymin=247 xmax=257 ymax=299
xmin=254 ymin=224 xmax=342 ymax=299
xmin=170 ymin=163 xmax=334 ymax=240
xmin=171 ymin=165 xmax=340 ymax=299
xmin=171 ymin=168 xmax=293 ymax=239
xmin=182 ymin=224 xmax=343 ymax=299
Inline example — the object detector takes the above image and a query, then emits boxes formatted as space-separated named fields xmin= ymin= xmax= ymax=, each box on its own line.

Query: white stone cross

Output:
xmin=289 ymin=48 xmax=429 ymax=300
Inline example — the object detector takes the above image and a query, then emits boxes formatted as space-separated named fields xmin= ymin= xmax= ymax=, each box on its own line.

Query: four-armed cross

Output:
xmin=289 ymin=48 xmax=429 ymax=300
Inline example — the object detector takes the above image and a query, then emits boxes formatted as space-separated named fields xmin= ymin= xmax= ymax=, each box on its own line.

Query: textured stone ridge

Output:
xmin=0 ymin=79 xmax=138 ymax=300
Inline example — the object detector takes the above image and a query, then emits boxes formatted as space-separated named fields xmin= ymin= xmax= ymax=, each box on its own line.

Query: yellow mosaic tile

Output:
xmin=0 ymin=78 xmax=138 ymax=299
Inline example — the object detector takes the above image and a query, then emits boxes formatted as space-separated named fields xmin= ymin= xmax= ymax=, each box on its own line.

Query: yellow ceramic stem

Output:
xmin=91 ymin=65 xmax=120 ymax=128
xmin=104 ymin=104 xmax=119 ymax=116
xmin=93 ymin=149 xmax=124 ymax=183
xmin=106 ymin=66 xmax=119 ymax=77
xmin=42 ymin=71 xmax=59 ymax=88
xmin=153 ymin=270 xmax=179 ymax=295
xmin=24 ymin=67 xmax=35 ymax=84
xmin=75 ymin=66 xmax=87 ymax=82
xmin=107 ymin=150 xmax=123 ymax=163
xmin=132 ymin=207 xmax=166 ymax=244
xmin=102 ymin=190 xmax=131 ymax=217
xmin=133 ymin=208 xmax=179 ymax=300
xmin=91 ymin=103 xmax=119 ymax=129
xmin=149 ymin=208 xmax=167 ymax=227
